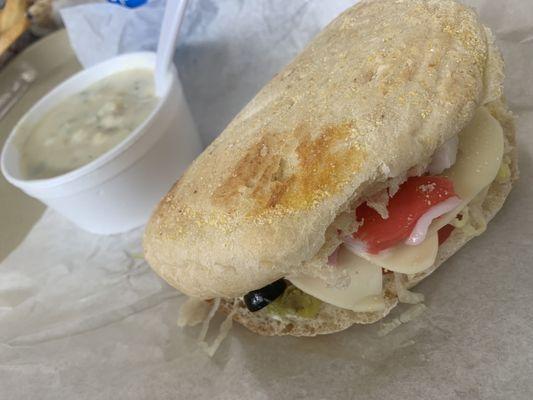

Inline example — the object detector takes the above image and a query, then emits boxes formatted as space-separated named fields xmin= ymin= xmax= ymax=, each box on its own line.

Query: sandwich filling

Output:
xmin=243 ymin=106 xmax=507 ymax=316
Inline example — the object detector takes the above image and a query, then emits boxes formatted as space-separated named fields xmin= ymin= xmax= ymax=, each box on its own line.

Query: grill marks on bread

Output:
xmin=212 ymin=123 xmax=365 ymax=214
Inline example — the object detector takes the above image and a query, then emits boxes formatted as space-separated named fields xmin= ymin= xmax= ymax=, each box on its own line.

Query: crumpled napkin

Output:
xmin=60 ymin=0 xmax=165 ymax=67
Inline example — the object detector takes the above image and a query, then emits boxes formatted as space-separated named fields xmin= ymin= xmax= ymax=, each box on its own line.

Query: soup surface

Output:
xmin=20 ymin=68 xmax=158 ymax=179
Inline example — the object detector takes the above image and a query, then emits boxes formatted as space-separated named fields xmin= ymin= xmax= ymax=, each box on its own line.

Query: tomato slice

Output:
xmin=354 ymin=176 xmax=457 ymax=254
xmin=438 ymin=224 xmax=455 ymax=245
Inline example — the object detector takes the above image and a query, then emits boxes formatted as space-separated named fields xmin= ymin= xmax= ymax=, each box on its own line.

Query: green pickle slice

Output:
xmin=266 ymin=285 xmax=322 ymax=319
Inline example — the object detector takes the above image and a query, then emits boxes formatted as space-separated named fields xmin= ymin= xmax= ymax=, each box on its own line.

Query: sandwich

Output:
xmin=144 ymin=0 xmax=518 ymax=337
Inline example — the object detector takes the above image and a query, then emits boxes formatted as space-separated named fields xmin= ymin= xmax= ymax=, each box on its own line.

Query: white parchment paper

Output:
xmin=1 ymin=1 xmax=533 ymax=399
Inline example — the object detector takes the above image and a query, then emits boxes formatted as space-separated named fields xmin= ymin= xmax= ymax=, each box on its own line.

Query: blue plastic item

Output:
xmin=107 ymin=0 xmax=148 ymax=8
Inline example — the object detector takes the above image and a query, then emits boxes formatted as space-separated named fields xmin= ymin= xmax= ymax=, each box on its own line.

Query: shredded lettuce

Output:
xmin=461 ymin=208 xmax=487 ymax=237
xmin=496 ymin=159 xmax=511 ymax=183
xmin=394 ymin=273 xmax=424 ymax=304
xmin=199 ymin=300 xmax=236 ymax=357
xmin=452 ymin=207 xmax=485 ymax=237
xmin=451 ymin=207 xmax=469 ymax=229
xmin=197 ymin=298 xmax=220 ymax=342
xmin=177 ymin=297 xmax=211 ymax=327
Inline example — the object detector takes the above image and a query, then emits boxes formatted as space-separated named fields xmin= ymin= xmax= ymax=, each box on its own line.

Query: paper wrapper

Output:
xmin=1 ymin=0 xmax=533 ymax=398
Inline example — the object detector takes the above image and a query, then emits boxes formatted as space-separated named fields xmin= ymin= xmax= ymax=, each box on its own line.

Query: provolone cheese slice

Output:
xmin=347 ymin=106 xmax=504 ymax=274
xmin=289 ymin=246 xmax=384 ymax=313
xmin=426 ymin=106 xmax=504 ymax=235
xmin=356 ymin=234 xmax=439 ymax=274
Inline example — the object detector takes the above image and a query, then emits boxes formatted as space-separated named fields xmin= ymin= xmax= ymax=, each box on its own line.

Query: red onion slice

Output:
xmin=343 ymin=236 xmax=368 ymax=255
xmin=428 ymin=136 xmax=459 ymax=175
xmin=327 ymin=247 xmax=340 ymax=266
xmin=405 ymin=196 xmax=462 ymax=246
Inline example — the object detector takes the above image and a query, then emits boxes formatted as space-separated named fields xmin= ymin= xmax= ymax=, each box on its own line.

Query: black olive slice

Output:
xmin=243 ymin=279 xmax=287 ymax=312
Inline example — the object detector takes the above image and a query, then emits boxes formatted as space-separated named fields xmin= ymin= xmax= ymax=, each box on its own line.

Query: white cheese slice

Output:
xmin=348 ymin=106 xmax=504 ymax=274
xmin=357 ymin=234 xmax=439 ymax=274
xmin=289 ymin=246 xmax=385 ymax=312
xmin=427 ymin=106 xmax=504 ymax=233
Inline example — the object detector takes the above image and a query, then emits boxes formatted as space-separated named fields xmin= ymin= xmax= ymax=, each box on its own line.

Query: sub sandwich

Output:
xmin=144 ymin=0 xmax=518 ymax=337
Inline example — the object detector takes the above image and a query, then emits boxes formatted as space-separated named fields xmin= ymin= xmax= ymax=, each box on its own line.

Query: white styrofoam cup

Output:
xmin=1 ymin=52 xmax=202 ymax=234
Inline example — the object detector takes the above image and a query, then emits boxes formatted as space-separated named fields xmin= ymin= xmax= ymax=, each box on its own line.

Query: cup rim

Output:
xmin=0 ymin=51 xmax=176 ymax=190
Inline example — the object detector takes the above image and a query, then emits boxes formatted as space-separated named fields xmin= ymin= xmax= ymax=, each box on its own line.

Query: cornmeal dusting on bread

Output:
xmin=212 ymin=123 xmax=365 ymax=215
xmin=270 ymin=123 xmax=365 ymax=212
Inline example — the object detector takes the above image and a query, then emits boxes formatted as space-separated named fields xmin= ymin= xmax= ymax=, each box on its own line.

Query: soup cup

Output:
xmin=1 ymin=52 xmax=202 ymax=234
